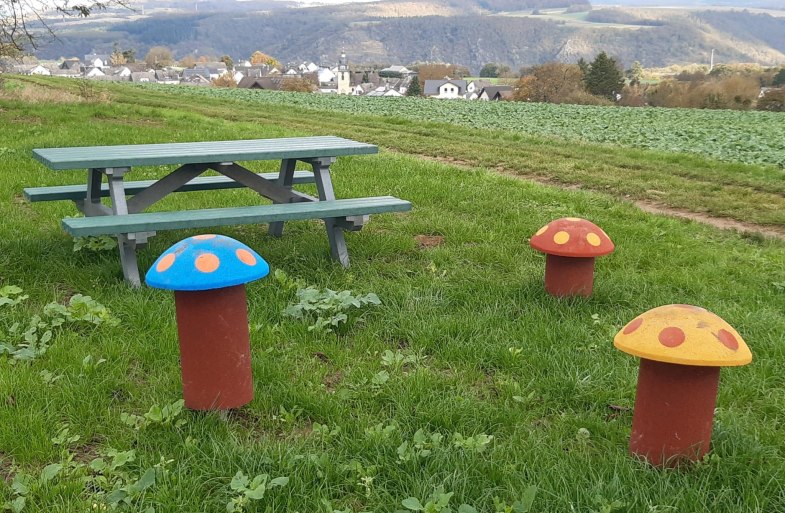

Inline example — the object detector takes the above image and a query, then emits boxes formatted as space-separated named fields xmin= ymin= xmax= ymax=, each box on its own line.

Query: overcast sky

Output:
xmin=285 ymin=1 xmax=783 ymax=6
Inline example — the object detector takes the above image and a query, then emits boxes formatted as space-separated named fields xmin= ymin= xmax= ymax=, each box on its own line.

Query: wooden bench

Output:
xmin=24 ymin=171 xmax=316 ymax=203
xmin=62 ymin=196 xmax=412 ymax=237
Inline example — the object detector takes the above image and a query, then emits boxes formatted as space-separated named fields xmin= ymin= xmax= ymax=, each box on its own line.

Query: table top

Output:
xmin=33 ymin=136 xmax=378 ymax=171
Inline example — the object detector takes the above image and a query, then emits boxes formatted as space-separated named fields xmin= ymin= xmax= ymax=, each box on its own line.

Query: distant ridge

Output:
xmin=35 ymin=0 xmax=785 ymax=71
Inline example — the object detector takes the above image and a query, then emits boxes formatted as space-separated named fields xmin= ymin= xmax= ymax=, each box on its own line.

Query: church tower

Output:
xmin=337 ymin=51 xmax=351 ymax=95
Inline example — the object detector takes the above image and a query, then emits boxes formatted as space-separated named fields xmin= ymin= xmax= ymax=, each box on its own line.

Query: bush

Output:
xmin=212 ymin=75 xmax=237 ymax=88
xmin=280 ymin=77 xmax=315 ymax=93
xmin=647 ymin=75 xmax=759 ymax=110
xmin=560 ymin=90 xmax=612 ymax=106
xmin=757 ymin=89 xmax=785 ymax=112
xmin=618 ymin=84 xmax=647 ymax=107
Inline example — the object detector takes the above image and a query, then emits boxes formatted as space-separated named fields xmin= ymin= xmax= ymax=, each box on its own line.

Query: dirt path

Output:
xmin=418 ymin=154 xmax=785 ymax=241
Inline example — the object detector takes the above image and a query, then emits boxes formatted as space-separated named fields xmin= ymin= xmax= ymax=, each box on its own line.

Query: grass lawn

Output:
xmin=1 ymin=79 xmax=784 ymax=513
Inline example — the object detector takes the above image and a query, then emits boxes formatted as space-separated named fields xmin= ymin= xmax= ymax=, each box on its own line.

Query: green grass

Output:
xmin=134 ymin=82 xmax=785 ymax=169
xmin=31 ymin=78 xmax=782 ymax=229
xmin=1 ymin=80 xmax=785 ymax=512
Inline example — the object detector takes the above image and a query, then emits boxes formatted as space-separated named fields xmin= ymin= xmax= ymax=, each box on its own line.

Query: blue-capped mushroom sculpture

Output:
xmin=146 ymin=234 xmax=269 ymax=410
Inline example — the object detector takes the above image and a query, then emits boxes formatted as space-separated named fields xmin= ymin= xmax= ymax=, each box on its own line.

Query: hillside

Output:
xmin=33 ymin=1 xmax=785 ymax=71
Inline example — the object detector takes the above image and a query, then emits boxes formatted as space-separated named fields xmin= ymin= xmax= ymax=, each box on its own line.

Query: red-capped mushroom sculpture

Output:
xmin=614 ymin=304 xmax=752 ymax=467
xmin=529 ymin=217 xmax=614 ymax=297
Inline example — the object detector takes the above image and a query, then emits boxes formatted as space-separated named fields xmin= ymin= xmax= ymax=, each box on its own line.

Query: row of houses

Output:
xmin=7 ymin=53 xmax=512 ymax=100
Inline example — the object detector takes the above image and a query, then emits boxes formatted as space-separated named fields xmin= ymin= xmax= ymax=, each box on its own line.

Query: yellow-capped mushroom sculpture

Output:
xmin=614 ymin=304 xmax=752 ymax=467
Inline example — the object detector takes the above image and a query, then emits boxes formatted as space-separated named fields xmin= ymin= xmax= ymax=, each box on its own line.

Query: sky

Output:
xmin=282 ymin=0 xmax=784 ymax=6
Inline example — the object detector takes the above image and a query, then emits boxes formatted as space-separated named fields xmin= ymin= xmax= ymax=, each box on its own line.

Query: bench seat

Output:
xmin=24 ymin=171 xmax=315 ymax=202
xmin=62 ymin=196 xmax=412 ymax=237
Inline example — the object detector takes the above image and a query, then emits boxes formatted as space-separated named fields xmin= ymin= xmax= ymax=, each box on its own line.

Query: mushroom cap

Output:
xmin=614 ymin=304 xmax=752 ymax=367
xmin=145 ymin=234 xmax=269 ymax=291
xmin=529 ymin=217 xmax=614 ymax=258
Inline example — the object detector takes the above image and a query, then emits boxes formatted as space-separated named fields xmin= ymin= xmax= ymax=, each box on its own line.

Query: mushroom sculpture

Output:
xmin=146 ymin=234 xmax=270 ymax=410
xmin=614 ymin=304 xmax=752 ymax=467
xmin=529 ymin=217 xmax=614 ymax=297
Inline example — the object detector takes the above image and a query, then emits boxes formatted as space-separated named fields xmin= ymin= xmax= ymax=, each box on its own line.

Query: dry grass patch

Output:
xmin=0 ymin=79 xmax=111 ymax=104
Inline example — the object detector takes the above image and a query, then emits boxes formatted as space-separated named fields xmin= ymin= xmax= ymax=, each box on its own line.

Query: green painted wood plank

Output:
xmin=62 ymin=196 xmax=412 ymax=236
xmin=24 ymin=171 xmax=315 ymax=202
xmin=33 ymin=136 xmax=378 ymax=170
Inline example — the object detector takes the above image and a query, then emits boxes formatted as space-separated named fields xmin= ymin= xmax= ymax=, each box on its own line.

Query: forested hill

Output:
xmin=35 ymin=1 xmax=785 ymax=71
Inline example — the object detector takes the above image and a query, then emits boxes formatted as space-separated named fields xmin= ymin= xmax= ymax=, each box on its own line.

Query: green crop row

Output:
xmin=140 ymin=85 xmax=785 ymax=169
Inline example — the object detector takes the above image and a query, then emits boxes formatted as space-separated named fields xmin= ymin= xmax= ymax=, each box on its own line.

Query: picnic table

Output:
xmin=26 ymin=136 xmax=411 ymax=287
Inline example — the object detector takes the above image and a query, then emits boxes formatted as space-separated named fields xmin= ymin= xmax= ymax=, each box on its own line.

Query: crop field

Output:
xmin=141 ymin=85 xmax=785 ymax=169
xmin=1 ymin=78 xmax=785 ymax=512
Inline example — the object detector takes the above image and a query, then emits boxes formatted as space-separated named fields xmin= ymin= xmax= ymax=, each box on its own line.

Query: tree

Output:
xmin=144 ymin=46 xmax=173 ymax=69
xmin=415 ymin=63 xmax=467 ymax=81
xmin=178 ymin=54 xmax=196 ymax=69
xmin=212 ymin=74 xmax=237 ymax=88
xmin=406 ymin=76 xmax=421 ymax=96
xmin=627 ymin=61 xmax=643 ymax=87
xmin=480 ymin=62 xmax=500 ymax=78
xmin=110 ymin=43 xmax=126 ymax=66
xmin=250 ymin=50 xmax=279 ymax=68
xmin=576 ymin=57 xmax=589 ymax=77
xmin=280 ymin=77 xmax=315 ymax=93
xmin=121 ymin=48 xmax=136 ymax=63
xmin=585 ymin=51 xmax=625 ymax=100
xmin=479 ymin=62 xmax=512 ymax=78
xmin=220 ymin=55 xmax=234 ymax=71
xmin=1 ymin=0 xmax=128 ymax=57
xmin=773 ymin=68 xmax=785 ymax=87
xmin=513 ymin=63 xmax=585 ymax=103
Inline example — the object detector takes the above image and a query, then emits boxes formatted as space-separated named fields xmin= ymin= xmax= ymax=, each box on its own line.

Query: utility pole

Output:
xmin=709 ymin=49 xmax=715 ymax=72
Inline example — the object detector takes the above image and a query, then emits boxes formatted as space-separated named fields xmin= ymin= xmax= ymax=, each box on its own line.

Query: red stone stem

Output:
xmin=630 ymin=359 xmax=720 ymax=467
xmin=174 ymin=284 xmax=253 ymax=410
xmin=544 ymin=254 xmax=595 ymax=297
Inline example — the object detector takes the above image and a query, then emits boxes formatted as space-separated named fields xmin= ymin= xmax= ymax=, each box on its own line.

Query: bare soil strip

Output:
xmin=420 ymin=154 xmax=785 ymax=241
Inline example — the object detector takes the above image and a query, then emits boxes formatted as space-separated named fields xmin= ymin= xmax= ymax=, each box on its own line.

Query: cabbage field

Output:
xmin=146 ymin=85 xmax=785 ymax=169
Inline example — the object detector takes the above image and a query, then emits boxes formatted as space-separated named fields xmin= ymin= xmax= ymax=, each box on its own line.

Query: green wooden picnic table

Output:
xmin=28 ymin=136 xmax=411 ymax=287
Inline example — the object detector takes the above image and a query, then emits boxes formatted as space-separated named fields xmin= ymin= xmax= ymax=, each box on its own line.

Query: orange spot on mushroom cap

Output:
xmin=623 ymin=317 xmax=644 ymax=335
xmin=195 ymin=253 xmax=220 ymax=273
xmin=586 ymin=233 xmax=601 ymax=247
xmin=192 ymin=234 xmax=217 ymax=240
xmin=156 ymin=253 xmax=176 ymax=272
xmin=658 ymin=326 xmax=686 ymax=347
xmin=535 ymin=225 xmax=549 ymax=236
xmin=553 ymin=231 xmax=570 ymax=245
xmin=236 ymin=248 xmax=257 ymax=266
xmin=717 ymin=329 xmax=739 ymax=351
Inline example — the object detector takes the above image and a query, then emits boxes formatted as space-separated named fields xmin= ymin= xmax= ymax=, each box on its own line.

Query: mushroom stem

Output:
xmin=174 ymin=285 xmax=254 ymax=410
xmin=544 ymin=255 xmax=595 ymax=297
xmin=630 ymin=359 xmax=720 ymax=467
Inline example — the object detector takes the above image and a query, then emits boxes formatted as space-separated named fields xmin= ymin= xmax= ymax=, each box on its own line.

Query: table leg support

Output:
xmin=105 ymin=167 xmax=144 ymax=286
xmin=311 ymin=158 xmax=350 ymax=268
xmin=118 ymin=234 xmax=141 ymax=287
xmin=269 ymin=159 xmax=296 ymax=238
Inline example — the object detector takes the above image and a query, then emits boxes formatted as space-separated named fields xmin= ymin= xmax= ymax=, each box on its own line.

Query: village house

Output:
xmin=84 ymin=67 xmax=106 ymax=78
xmin=423 ymin=79 xmax=468 ymax=99
xmin=379 ymin=65 xmax=415 ymax=76
xmin=13 ymin=64 xmax=52 ymax=76
xmin=60 ymin=59 xmax=84 ymax=73
xmin=237 ymin=76 xmax=286 ymax=90
xmin=84 ymin=54 xmax=110 ymax=69
xmin=478 ymin=85 xmax=513 ymax=101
